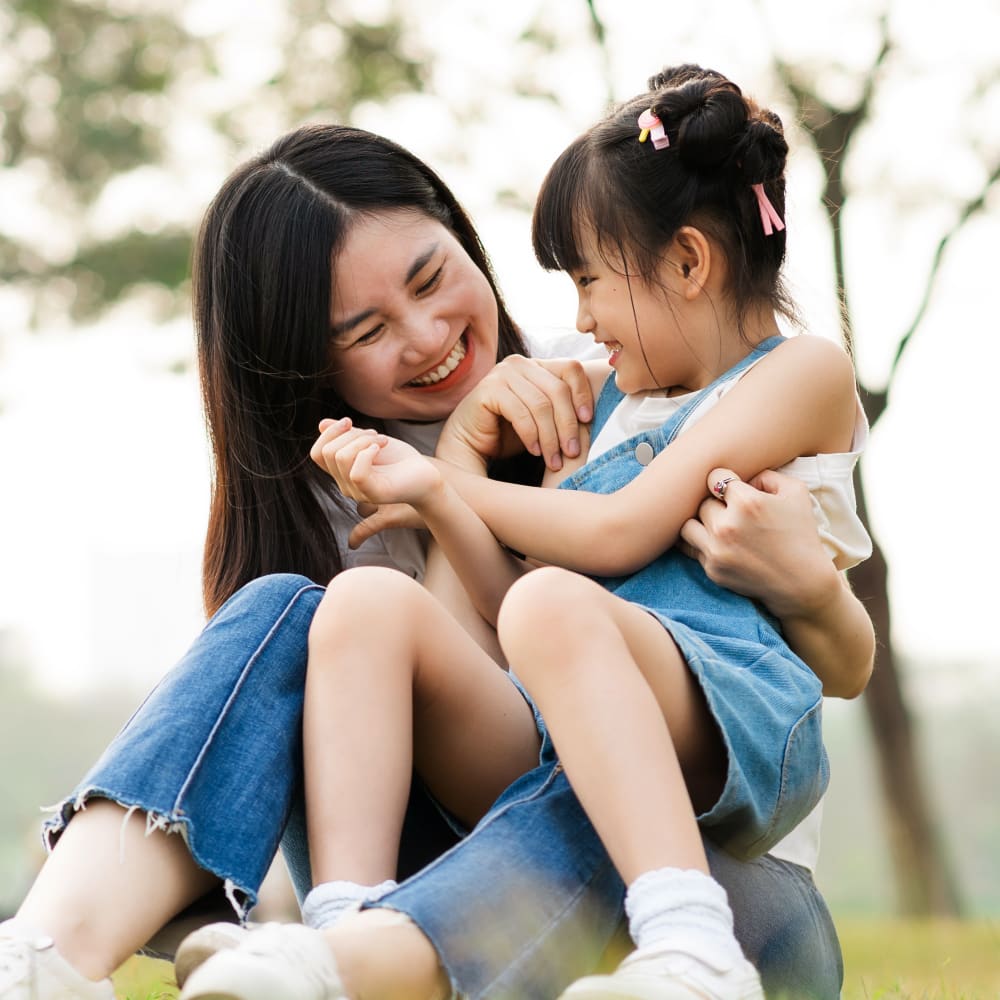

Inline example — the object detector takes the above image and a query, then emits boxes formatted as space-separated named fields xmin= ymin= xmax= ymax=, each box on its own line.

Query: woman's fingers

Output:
xmin=347 ymin=502 xmax=423 ymax=548
xmin=707 ymin=467 xmax=742 ymax=503
xmin=477 ymin=356 xmax=592 ymax=470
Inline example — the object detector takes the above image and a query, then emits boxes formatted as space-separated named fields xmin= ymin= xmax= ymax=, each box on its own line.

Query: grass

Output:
xmin=111 ymin=918 xmax=1000 ymax=999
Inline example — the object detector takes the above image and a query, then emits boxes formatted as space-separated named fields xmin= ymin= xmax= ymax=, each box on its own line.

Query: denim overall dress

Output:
xmin=556 ymin=335 xmax=829 ymax=859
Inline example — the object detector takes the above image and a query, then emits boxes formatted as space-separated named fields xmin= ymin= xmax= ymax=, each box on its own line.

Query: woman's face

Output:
xmin=328 ymin=209 xmax=500 ymax=422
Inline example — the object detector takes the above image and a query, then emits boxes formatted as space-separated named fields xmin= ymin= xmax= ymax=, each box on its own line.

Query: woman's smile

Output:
xmin=406 ymin=331 xmax=473 ymax=389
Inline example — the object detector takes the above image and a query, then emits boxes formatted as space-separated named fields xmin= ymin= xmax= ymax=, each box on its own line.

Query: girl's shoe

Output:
xmin=178 ymin=922 xmax=346 ymax=1000
xmin=173 ymin=922 xmax=250 ymax=988
xmin=557 ymin=943 xmax=765 ymax=1000
xmin=0 ymin=922 xmax=114 ymax=1000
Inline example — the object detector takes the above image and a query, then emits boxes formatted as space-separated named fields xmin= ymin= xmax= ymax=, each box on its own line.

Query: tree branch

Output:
xmin=888 ymin=157 xmax=1000 ymax=385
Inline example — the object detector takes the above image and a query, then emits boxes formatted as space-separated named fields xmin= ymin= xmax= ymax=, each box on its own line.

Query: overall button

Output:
xmin=635 ymin=441 xmax=655 ymax=466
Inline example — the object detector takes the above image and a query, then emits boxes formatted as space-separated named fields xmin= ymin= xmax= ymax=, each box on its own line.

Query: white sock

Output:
xmin=301 ymin=878 xmax=398 ymax=930
xmin=624 ymin=867 xmax=744 ymax=960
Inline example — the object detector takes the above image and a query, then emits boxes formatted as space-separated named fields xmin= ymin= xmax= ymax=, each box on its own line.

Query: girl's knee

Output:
xmin=310 ymin=567 xmax=422 ymax=646
xmin=499 ymin=567 xmax=590 ymax=635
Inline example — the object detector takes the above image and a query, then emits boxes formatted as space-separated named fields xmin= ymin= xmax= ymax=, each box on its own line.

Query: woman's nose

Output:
xmin=402 ymin=314 xmax=450 ymax=359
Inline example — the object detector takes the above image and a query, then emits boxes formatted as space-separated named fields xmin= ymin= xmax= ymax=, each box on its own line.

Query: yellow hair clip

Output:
xmin=637 ymin=109 xmax=669 ymax=150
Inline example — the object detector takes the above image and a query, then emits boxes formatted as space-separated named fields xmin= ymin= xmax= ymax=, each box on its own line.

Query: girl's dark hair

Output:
xmin=194 ymin=124 xmax=527 ymax=615
xmin=532 ymin=64 xmax=798 ymax=339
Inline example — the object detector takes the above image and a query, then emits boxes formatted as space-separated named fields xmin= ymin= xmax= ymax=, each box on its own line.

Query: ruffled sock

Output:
xmin=301 ymin=878 xmax=399 ymax=930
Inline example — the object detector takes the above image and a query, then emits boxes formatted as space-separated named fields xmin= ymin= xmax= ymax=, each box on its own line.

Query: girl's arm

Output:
xmin=435 ymin=335 xmax=859 ymax=577
xmin=681 ymin=467 xmax=874 ymax=698
xmin=311 ymin=418 xmax=527 ymax=627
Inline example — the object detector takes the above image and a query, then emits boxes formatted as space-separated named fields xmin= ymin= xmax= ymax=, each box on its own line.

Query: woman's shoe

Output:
xmin=178 ymin=922 xmax=346 ymax=1000
xmin=0 ymin=921 xmax=115 ymax=1000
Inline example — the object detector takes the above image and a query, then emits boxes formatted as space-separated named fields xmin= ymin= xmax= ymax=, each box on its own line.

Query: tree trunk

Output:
xmin=848 ymin=472 xmax=963 ymax=915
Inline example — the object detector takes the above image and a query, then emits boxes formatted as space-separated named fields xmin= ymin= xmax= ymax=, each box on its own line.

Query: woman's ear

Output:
xmin=669 ymin=226 xmax=712 ymax=301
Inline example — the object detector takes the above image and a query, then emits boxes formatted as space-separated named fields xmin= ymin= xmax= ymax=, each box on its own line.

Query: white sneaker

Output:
xmin=174 ymin=922 xmax=250 ymax=988
xmin=178 ymin=922 xmax=346 ymax=1000
xmin=0 ymin=922 xmax=114 ymax=1000
xmin=557 ymin=943 xmax=765 ymax=1000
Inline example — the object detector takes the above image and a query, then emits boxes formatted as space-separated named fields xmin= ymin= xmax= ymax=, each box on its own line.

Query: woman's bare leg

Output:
xmin=324 ymin=909 xmax=450 ymax=1000
xmin=16 ymin=800 xmax=217 ymax=980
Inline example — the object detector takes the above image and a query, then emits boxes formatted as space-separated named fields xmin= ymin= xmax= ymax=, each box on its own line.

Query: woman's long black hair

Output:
xmin=194 ymin=124 xmax=527 ymax=614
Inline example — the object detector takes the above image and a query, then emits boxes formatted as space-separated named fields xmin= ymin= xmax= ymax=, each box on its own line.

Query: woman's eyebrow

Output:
xmin=404 ymin=243 xmax=439 ymax=283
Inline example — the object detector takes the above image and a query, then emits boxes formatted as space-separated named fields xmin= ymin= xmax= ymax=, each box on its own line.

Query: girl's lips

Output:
xmin=407 ymin=332 xmax=476 ymax=393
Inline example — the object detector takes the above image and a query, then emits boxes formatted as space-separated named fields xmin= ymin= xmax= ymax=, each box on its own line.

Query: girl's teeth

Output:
xmin=409 ymin=337 xmax=467 ymax=386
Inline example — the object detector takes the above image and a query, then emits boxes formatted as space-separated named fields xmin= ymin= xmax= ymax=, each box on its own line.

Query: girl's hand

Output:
xmin=679 ymin=467 xmax=839 ymax=620
xmin=310 ymin=417 xmax=441 ymax=508
xmin=436 ymin=355 xmax=594 ymax=474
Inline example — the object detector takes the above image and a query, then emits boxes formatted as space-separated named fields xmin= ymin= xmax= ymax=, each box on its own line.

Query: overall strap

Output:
xmin=589 ymin=334 xmax=786 ymax=441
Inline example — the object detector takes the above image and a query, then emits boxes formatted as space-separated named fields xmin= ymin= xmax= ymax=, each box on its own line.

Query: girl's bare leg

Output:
xmin=15 ymin=799 xmax=218 ymax=980
xmin=304 ymin=566 xmax=540 ymax=886
xmin=497 ymin=566 xmax=727 ymax=885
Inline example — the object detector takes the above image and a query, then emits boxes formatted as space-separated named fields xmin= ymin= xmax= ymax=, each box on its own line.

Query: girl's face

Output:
xmin=570 ymin=229 xmax=706 ymax=394
xmin=328 ymin=210 xmax=500 ymax=422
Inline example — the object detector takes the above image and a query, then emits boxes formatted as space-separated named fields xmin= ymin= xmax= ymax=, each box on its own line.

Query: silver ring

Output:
xmin=713 ymin=476 xmax=737 ymax=500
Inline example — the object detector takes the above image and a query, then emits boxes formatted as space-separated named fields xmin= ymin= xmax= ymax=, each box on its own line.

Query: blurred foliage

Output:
xmin=0 ymin=0 xmax=428 ymax=326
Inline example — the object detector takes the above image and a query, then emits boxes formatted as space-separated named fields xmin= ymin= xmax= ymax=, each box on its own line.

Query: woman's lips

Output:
xmin=406 ymin=332 xmax=475 ymax=392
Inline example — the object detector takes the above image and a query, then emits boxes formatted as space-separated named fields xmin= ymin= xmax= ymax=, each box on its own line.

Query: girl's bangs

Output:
xmin=532 ymin=142 xmax=594 ymax=274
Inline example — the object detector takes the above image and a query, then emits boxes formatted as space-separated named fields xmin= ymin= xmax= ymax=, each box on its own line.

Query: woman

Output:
xmin=0 ymin=124 xmax=872 ymax=1000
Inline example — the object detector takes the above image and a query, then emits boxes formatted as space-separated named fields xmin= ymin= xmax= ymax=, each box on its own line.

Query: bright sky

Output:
xmin=1 ymin=0 xmax=998 ymax=698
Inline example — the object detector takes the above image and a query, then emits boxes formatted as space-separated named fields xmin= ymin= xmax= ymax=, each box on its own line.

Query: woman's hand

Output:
xmin=679 ymin=468 xmax=836 ymax=619
xmin=436 ymin=355 xmax=594 ymax=474
xmin=680 ymin=467 xmax=875 ymax=699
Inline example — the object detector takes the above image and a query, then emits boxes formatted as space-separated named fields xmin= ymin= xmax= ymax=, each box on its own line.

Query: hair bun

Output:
xmin=653 ymin=78 xmax=747 ymax=172
xmin=733 ymin=111 xmax=789 ymax=184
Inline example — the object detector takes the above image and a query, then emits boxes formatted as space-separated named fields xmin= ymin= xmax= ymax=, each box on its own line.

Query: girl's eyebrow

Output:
xmin=331 ymin=243 xmax=440 ymax=337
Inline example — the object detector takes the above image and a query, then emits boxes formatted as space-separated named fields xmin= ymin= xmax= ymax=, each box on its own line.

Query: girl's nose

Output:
xmin=575 ymin=299 xmax=595 ymax=335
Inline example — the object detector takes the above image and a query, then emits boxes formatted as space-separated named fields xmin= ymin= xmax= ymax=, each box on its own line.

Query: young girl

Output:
xmin=180 ymin=65 xmax=870 ymax=1000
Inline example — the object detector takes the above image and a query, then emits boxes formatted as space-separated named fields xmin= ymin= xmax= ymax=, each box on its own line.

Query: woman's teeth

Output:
xmin=408 ymin=337 xmax=467 ymax=386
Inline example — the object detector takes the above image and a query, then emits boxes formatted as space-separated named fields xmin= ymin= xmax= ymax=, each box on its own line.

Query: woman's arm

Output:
xmin=435 ymin=336 xmax=858 ymax=577
xmin=680 ymin=467 xmax=875 ymax=699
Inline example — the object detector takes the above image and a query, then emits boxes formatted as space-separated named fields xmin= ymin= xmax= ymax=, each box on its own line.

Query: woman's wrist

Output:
xmin=435 ymin=432 xmax=489 ymax=476
xmin=765 ymin=557 xmax=843 ymax=625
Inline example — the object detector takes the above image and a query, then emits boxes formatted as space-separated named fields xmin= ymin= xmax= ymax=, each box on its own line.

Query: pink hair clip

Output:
xmin=752 ymin=183 xmax=785 ymax=236
xmin=638 ymin=108 xmax=669 ymax=150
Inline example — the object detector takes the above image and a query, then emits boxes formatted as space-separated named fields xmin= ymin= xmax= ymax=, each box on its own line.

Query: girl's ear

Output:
xmin=669 ymin=226 xmax=712 ymax=301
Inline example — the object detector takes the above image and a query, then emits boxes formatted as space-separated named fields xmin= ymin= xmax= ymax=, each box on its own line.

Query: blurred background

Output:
xmin=1 ymin=0 xmax=998 ymax=984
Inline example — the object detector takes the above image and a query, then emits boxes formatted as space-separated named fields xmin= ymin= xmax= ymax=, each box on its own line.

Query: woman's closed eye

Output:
xmin=415 ymin=265 xmax=444 ymax=296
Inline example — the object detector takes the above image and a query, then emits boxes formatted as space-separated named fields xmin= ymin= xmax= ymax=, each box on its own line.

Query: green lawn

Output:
xmin=112 ymin=918 xmax=1000 ymax=999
